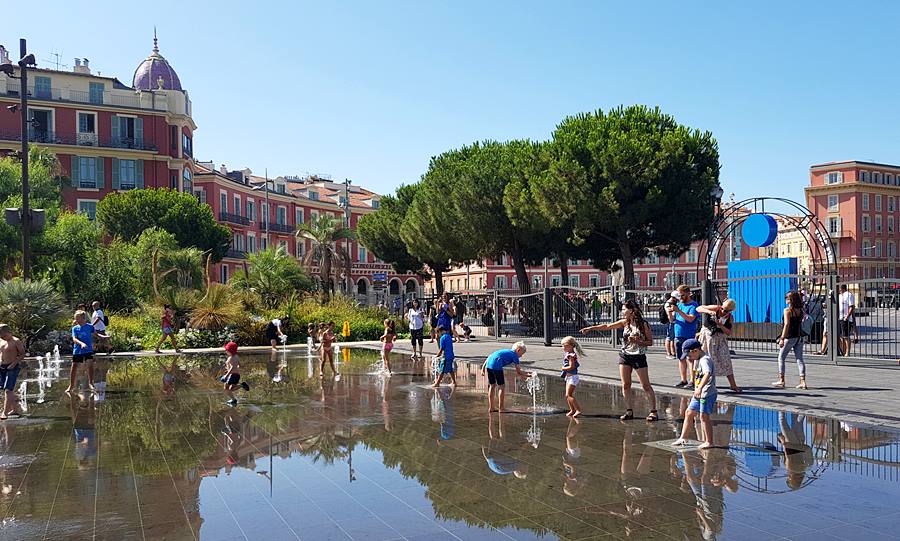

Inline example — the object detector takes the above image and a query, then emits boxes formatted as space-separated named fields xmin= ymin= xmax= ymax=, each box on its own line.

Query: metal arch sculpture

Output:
xmin=697 ymin=197 xmax=837 ymax=302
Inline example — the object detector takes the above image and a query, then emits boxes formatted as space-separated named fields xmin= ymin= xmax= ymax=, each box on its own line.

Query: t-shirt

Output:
xmin=840 ymin=292 xmax=855 ymax=320
xmin=674 ymin=301 xmax=699 ymax=338
xmin=408 ymin=308 xmax=424 ymax=330
xmin=485 ymin=349 xmax=519 ymax=371
xmin=91 ymin=309 xmax=106 ymax=332
xmin=561 ymin=351 xmax=579 ymax=377
xmin=439 ymin=333 xmax=454 ymax=361
xmin=72 ymin=324 xmax=95 ymax=355
xmin=693 ymin=354 xmax=716 ymax=400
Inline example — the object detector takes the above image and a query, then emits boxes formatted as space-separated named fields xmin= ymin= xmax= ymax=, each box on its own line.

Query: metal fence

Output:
xmin=497 ymin=291 xmax=544 ymax=339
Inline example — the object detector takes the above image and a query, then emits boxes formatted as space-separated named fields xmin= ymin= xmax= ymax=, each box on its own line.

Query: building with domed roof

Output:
xmin=0 ymin=33 xmax=196 ymax=215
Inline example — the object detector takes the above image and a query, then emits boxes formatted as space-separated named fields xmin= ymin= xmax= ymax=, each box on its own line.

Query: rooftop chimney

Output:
xmin=219 ymin=164 xmax=227 ymax=175
xmin=73 ymin=57 xmax=91 ymax=74
xmin=0 ymin=45 xmax=10 ymax=66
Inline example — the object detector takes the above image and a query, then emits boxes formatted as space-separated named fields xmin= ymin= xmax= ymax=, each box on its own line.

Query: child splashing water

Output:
xmin=319 ymin=322 xmax=338 ymax=377
xmin=560 ymin=336 xmax=585 ymax=418
xmin=380 ymin=319 xmax=396 ymax=374
xmin=221 ymin=342 xmax=250 ymax=405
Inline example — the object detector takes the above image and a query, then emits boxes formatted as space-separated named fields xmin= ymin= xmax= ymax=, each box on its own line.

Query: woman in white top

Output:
xmin=407 ymin=299 xmax=425 ymax=358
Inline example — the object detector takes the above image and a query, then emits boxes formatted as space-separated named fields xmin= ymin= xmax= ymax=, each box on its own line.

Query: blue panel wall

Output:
xmin=727 ymin=258 xmax=798 ymax=323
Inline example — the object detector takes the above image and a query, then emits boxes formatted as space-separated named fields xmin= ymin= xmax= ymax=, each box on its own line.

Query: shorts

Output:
xmin=665 ymin=323 xmax=675 ymax=341
xmin=618 ymin=353 xmax=648 ymax=370
xmin=0 ymin=365 xmax=20 ymax=391
xmin=840 ymin=320 xmax=852 ymax=336
xmin=162 ymin=326 xmax=174 ymax=335
xmin=688 ymin=396 xmax=716 ymax=415
xmin=486 ymin=368 xmax=505 ymax=386
xmin=675 ymin=337 xmax=690 ymax=359
xmin=565 ymin=374 xmax=580 ymax=386
xmin=440 ymin=357 xmax=456 ymax=374
xmin=72 ymin=353 xmax=94 ymax=363
xmin=225 ymin=373 xmax=241 ymax=386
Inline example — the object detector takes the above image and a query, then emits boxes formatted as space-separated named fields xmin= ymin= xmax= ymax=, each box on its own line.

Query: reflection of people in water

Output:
xmin=220 ymin=409 xmax=248 ymax=475
xmin=778 ymin=412 xmax=814 ymax=490
xmin=678 ymin=448 xmax=734 ymax=540
xmin=381 ymin=375 xmax=393 ymax=432
xmin=481 ymin=414 xmax=527 ymax=479
xmin=71 ymin=392 xmax=97 ymax=469
xmin=433 ymin=386 xmax=455 ymax=443
xmin=267 ymin=350 xmax=287 ymax=383
xmin=157 ymin=358 xmax=178 ymax=395
xmin=563 ymin=418 xmax=582 ymax=496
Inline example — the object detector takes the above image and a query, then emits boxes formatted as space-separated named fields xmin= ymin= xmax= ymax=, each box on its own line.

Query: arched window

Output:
xmin=389 ymin=279 xmax=401 ymax=295
xmin=357 ymin=279 xmax=368 ymax=295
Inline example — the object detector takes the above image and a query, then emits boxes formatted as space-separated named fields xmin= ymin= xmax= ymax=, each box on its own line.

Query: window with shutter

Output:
xmin=135 ymin=159 xmax=144 ymax=189
xmin=70 ymin=156 xmax=81 ymax=187
xmin=95 ymin=157 xmax=105 ymax=189
xmin=111 ymin=158 xmax=120 ymax=190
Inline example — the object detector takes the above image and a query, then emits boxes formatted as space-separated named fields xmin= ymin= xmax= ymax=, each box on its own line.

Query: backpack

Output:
xmin=103 ymin=314 xmax=110 ymax=326
xmin=658 ymin=304 xmax=669 ymax=325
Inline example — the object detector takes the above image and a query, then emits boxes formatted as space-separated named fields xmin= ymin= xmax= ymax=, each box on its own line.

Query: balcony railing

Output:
xmin=219 ymin=212 xmax=250 ymax=226
xmin=0 ymin=129 xmax=157 ymax=151
xmin=225 ymin=249 xmax=247 ymax=259
xmin=259 ymin=221 xmax=294 ymax=234
xmin=4 ymin=83 xmax=179 ymax=112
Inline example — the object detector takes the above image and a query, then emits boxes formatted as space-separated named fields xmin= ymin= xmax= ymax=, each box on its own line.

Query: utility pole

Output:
xmin=19 ymin=39 xmax=32 ymax=279
xmin=343 ymin=178 xmax=352 ymax=295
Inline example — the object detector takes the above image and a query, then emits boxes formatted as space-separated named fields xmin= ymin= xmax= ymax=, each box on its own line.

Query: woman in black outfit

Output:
xmin=775 ymin=291 xmax=807 ymax=390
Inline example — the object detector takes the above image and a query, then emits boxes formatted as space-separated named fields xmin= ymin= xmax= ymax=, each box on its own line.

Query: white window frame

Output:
xmin=277 ymin=205 xmax=287 ymax=225
xmin=220 ymin=192 xmax=228 ymax=213
xmin=863 ymin=215 xmax=871 ymax=233
xmin=876 ymin=194 xmax=883 ymax=212
xmin=220 ymin=264 xmax=229 ymax=283
xmin=863 ymin=193 xmax=870 ymax=211
xmin=247 ymin=233 xmax=257 ymax=254
xmin=569 ymin=275 xmax=579 ymax=287
xmin=246 ymin=199 xmax=256 ymax=222
xmin=687 ymin=248 xmax=698 ymax=263
xmin=75 ymin=110 xmax=98 ymax=146
xmin=233 ymin=195 xmax=241 ymax=216
xmin=76 ymin=199 xmax=99 ymax=220
xmin=828 ymin=195 xmax=838 ymax=211
xmin=648 ymin=274 xmax=657 ymax=287
xmin=890 ymin=196 xmax=896 ymax=213
xmin=876 ymin=215 xmax=883 ymax=233
xmin=826 ymin=171 xmax=843 ymax=184
xmin=358 ymin=245 xmax=367 ymax=262
xmin=890 ymin=216 xmax=895 ymax=233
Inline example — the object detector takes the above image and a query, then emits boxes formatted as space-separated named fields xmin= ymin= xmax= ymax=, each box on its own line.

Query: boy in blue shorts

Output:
xmin=431 ymin=326 xmax=457 ymax=387
xmin=67 ymin=310 xmax=109 ymax=393
xmin=673 ymin=338 xmax=716 ymax=449
xmin=481 ymin=342 xmax=527 ymax=413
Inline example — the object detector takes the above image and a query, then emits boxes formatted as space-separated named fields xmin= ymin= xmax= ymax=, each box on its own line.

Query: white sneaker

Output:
xmin=665 ymin=355 xmax=676 ymax=360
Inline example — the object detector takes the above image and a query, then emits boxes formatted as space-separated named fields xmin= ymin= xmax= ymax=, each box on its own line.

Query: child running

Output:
xmin=673 ymin=339 xmax=716 ymax=449
xmin=155 ymin=304 xmax=181 ymax=354
xmin=431 ymin=326 xmax=456 ymax=387
xmin=380 ymin=319 xmax=396 ymax=374
xmin=221 ymin=341 xmax=250 ymax=405
xmin=319 ymin=322 xmax=338 ymax=377
xmin=67 ymin=310 xmax=109 ymax=393
xmin=560 ymin=336 xmax=585 ymax=418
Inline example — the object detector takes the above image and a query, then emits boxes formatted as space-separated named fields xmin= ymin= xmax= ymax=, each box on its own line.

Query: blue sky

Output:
xmin=8 ymin=1 xmax=900 ymax=202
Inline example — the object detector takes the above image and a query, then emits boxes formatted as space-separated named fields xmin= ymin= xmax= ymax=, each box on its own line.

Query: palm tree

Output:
xmin=296 ymin=214 xmax=355 ymax=302
xmin=0 ymin=278 xmax=66 ymax=349
xmin=189 ymin=284 xmax=242 ymax=330
xmin=231 ymin=246 xmax=312 ymax=308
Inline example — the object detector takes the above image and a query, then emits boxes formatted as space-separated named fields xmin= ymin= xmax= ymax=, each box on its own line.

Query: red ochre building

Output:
xmin=0 ymin=37 xmax=422 ymax=302
xmin=0 ymin=37 xmax=196 ymax=216
xmin=806 ymin=160 xmax=900 ymax=280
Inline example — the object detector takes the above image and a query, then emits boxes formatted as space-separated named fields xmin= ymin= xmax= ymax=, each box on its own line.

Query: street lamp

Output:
xmin=1 ymin=39 xmax=40 ymax=279
xmin=341 ymin=179 xmax=352 ymax=295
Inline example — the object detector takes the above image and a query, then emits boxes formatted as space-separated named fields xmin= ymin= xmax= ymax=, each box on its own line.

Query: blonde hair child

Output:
xmin=560 ymin=336 xmax=585 ymax=418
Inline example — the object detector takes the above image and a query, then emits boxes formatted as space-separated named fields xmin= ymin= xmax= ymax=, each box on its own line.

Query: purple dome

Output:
xmin=132 ymin=33 xmax=182 ymax=91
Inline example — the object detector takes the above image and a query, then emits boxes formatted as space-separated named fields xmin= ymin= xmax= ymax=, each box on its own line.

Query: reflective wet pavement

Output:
xmin=2 ymin=349 xmax=900 ymax=540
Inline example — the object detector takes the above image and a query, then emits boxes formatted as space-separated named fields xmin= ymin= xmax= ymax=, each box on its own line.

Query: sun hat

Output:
xmin=224 ymin=341 xmax=238 ymax=354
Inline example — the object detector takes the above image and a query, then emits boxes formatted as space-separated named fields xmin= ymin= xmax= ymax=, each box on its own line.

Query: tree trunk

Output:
xmin=433 ymin=267 xmax=444 ymax=296
xmin=321 ymin=257 xmax=332 ymax=303
xmin=511 ymin=243 xmax=531 ymax=294
xmin=617 ymin=228 xmax=635 ymax=299
xmin=559 ymin=255 xmax=569 ymax=292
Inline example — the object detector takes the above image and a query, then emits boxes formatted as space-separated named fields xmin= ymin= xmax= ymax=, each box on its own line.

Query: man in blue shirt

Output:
xmin=672 ymin=285 xmax=699 ymax=388
xmin=432 ymin=326 xmax=456 ymax=387
xmin=481 ymin=342 xmax=527 ymax=413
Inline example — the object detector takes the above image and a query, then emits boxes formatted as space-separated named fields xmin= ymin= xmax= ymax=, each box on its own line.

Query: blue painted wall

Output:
xmin=727 ymin=258 xmax=798 ymax=323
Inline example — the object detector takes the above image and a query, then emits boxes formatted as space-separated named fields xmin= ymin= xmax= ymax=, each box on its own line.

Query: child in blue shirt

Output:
xmin=674 ymin=338 xmax=716 ymax=449
xmin=431 ymin=326 xmax=457 ymax=387
xmin=67 ymin=310 xmax=109 ymax=393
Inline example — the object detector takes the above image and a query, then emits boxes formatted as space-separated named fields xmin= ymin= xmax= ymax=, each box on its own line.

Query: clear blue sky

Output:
xmin=9 ymin=1 xmax=900 ymax=202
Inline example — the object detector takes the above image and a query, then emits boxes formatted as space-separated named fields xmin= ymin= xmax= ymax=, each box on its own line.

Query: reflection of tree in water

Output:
xmin=295 ymin=427 xmax=355 ymax=466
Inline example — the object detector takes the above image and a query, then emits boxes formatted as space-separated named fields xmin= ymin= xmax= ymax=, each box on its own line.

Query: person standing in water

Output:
xmin=0 ymin=324 xmax=25 ymax=419
xmin=432 ymin=326 xmax=457 ymax=387
xmin=560 ymin=336 xmax=584 ymax=418
xmin=380 ymin=319 xmax=396 ymax=374
xmin=67 ymin=310 xmax=109 ymax=393
xmin=407 ymin=300 xmax=425 ymax=358
xmin=319 ymin=322 xmax=338 ymax=377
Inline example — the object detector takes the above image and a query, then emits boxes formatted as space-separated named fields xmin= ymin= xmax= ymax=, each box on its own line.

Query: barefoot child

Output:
xmin=155 ymin=305 xmax=181 ymax=354
xmin=380 ymin=319 xmax=396 ymax=374
xmin=0 ymin=324 xmax=26 ymax=419
xmin=481 ymin=343 xmax=527 ymax=413
xmin=673 ymin=339 xmax=716 ymax=449
xmin=560 ymin=336 xmax=584 ymax=418
xmin=431 ymin=326 xmax=456 ymax=387
xmin=319 ymin=322 xmax=338 ymax=377
xmin=221 ymin=341 xmax=250 ymax=405
xmin=68 ymin=310 xmax=109 ymax=393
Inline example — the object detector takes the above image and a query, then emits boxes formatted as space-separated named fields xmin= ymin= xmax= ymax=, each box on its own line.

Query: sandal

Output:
xmin=646 ymin=410 xmax=659 ymax=422
xmin=772 ymin=380 xmax=785 ymax=389
xmin=796 ymin=380 xmax=808 ymax=390
xmin=620 ymin=409 xmax=634 ymax=421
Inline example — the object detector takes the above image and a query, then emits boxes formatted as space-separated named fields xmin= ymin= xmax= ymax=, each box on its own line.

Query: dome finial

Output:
xmin=153 ymin=27 xmax=159 ymax=53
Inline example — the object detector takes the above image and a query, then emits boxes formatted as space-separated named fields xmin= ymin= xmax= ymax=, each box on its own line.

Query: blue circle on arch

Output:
xmin=741 ymin=214 xmax=778 ymax=248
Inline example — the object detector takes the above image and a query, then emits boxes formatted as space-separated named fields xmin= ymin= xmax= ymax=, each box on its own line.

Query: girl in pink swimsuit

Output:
xmin=380 ymin=319 xmax=396 ymax=374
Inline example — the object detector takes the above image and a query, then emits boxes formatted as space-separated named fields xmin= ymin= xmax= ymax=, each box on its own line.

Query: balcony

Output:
xmin=1 ymin=80 xmax=191 ymax=114
xmin=0 ymin=129 xmax=157 ymax=151
xmin=225 ymin=249 xmax=247 ymax=259
xmin=219 ymin=212 xmax=250 ymax=226
xmin=259 ymin=221 xmax=294 ymax=234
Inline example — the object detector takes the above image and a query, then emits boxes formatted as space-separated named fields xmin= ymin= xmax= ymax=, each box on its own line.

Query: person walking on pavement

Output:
xmin=774 ymin=290 xmax=808 ymax=390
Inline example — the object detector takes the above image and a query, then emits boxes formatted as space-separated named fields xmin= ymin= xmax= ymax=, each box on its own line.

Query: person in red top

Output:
xmin=154 ymin=304 xmax=181 ymax=354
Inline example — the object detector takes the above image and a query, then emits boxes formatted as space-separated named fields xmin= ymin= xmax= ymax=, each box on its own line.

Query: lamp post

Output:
xmin=342 ymin=178 xmax=352 ymax=295
xmin=1 ymin=40 xmax=37 ymax=279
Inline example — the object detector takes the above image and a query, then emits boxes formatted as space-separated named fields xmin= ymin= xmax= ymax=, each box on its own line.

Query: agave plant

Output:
xmin=296 ymin=214 xmax=354 ymax=303
xmin=0 ymin=278 xmax=67 ymax=348
xmin=189 ymin=284 xmax=242 ymax=330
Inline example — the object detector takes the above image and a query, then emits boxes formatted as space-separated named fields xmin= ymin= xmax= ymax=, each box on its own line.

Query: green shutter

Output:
xmin=95 ymin=157 xmax=104 ymax=189
xmin=111 ymin=116 xmax=119 ymax=146
xmin=71 ymin=156 xmax=81 ymax=186
xmin=136 ymin=159 xmax=144 ymax=189
xmin=135 ymin=118 xmax=144 ymax=149
xmin=111 ymin=158 xmax=120 ymax=189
